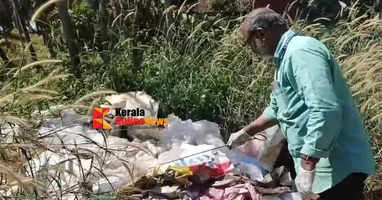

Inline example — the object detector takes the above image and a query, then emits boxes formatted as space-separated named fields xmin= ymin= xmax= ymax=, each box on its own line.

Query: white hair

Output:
xmin=242 ymin=7 xmax=288 ymax=33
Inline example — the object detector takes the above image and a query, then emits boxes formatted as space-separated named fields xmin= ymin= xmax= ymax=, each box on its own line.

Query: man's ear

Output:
xmin=240 ymin=22 xmax=250 ymax=41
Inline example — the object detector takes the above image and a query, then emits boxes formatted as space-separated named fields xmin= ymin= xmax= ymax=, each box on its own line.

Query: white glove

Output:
xmin=227 ymin=129 xmax=251 ymax=148
xmin=295 ymin=167 xmax=319 ymax=200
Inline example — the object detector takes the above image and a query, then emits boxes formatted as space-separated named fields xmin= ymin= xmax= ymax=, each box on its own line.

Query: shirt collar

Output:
xmin=273 ymin=30 xmax=296 ymax=66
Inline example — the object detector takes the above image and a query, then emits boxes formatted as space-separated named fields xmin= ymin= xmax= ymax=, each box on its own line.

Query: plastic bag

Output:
xmin=157 ymin=143 xmax=232 ymax=180
xmin=162 ymin=115 xmax=225 ymax=148
xmin=225 ymin=149 xmax=268 ymax=181
xmin=93 ymin=176 xmax=124 ymax=194
xmin=35 ymin=110 xmax=163 ymax=197
xmin=238 ymin=125 xmax=285 ymax=171
xmin=161 ymin=115 xmax=271 ymax=182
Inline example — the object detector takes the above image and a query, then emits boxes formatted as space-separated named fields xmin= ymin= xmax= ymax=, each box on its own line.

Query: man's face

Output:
xmin=241 ymin=24 xmax=274 ymax=59
xmin=253 ymin=37 xmax=273 ymax=59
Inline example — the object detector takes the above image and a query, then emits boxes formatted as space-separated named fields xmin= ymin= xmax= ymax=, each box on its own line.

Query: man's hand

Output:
xmin=227 ymin=113 xmax=277 ymax=148
xmin=295 ymin=155 xmax=320 ymax=200
xmin=295 ymin=167 xmax=319 ymax=200
xmin=295 ymin=167 xmax=315 ymax=192
xmin=227 ymin=129 xmax=251 ymax=148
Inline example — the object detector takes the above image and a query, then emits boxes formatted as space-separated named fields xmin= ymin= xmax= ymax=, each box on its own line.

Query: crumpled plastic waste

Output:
xmin=157 ymin=143 xmax=233 ymax=181
xmin=160 ymin=117 xmax=285 ymax=185
xmin=127 ymin=116 xmax=300 ymax=200
xmin=160 ymin=117 xmax=277 ymax=183
xmin=163 ymin=115 xmax=225 ymax=148
xmin=237 ymin=125 xmax=285 ymax=171
xmin=256 ymin=166 xmax=293 ymax=188
xmin=31 ymin=105 xmax=302 ymax=200
xmin=225 ymin=149 xmax=268 ymax=182
xmin=30 ymin=109 xmax=164 ymax=199
xmin=93 ymin=176 xmax=123 ymax=194
xmin=151 ymin=185 xmax=182 ymax=199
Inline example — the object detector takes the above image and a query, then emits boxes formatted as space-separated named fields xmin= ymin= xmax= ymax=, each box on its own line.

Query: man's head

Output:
xmin=240 ymin=8 xmax=288 ymax=59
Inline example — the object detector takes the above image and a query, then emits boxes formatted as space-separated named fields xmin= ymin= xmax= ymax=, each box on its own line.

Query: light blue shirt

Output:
xmin=264 ymin=30 xmax=376 ymax=193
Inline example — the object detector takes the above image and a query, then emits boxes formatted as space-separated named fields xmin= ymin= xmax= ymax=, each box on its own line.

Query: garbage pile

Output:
xmin=117 ymin=115 xmax=301 ymax=200
xmin=31 ymin=109 xmax=163 ymax=199
xmin=24 ymin=92 xmax=303 ymax=200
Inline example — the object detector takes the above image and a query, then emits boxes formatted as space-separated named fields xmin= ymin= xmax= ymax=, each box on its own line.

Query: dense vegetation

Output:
xmin=0 ymin=0 xmax=381 ymax=199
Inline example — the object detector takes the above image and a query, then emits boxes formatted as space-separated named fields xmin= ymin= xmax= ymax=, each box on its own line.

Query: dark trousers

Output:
xmin=318 ymin=173 xmax=367 ymax=200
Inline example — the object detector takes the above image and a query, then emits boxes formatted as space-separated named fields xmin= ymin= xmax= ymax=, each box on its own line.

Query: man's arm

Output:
xmin=227 ymin=84 xmax=279 ymax=147
xmin=290 ymin=47 xmax=343 ymax=169
xmin=244 ymin=113 xmax=277 ymax=136
xmin=247 ymin=112 xmax=319 ymax=170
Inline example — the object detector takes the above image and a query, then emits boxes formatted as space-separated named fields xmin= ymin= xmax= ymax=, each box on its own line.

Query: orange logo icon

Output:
xmin=92 ymin=108 xmax=113 ymax=129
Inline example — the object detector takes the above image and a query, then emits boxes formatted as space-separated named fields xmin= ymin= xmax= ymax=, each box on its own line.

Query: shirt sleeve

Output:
xmin=290 ymin=48 xmax=343 ymax=158
xmin=263 ymin=92 xmax=278 ymax=121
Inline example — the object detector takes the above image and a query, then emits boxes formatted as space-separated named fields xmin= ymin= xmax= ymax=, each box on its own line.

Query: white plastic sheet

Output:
xmin=163 ymin=115 xmax=225 ymax=148
xmin=32 ymin=110 xmax=162 ymax=199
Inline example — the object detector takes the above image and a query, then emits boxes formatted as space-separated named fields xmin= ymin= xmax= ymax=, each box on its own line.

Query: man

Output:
xmin=227 ymin=8 xmax=376 ymax=200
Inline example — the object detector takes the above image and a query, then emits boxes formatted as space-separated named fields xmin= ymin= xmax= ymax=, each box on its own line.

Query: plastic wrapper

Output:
xmin=157 ymin=143 xmax=232 ymax=179
xmin=163 ymin=115 xmax=225 ymax=148
xmin=238 ymin=125 xmax=285 ymax=171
